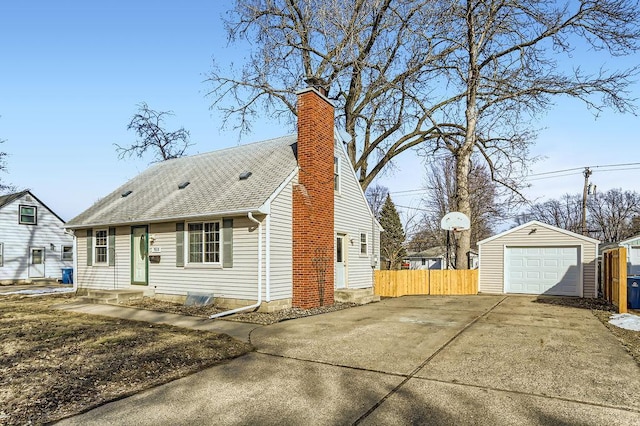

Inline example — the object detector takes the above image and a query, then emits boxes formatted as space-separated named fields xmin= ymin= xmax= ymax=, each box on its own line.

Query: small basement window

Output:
xmin=19 ymin=205 xmax=37 ymax=225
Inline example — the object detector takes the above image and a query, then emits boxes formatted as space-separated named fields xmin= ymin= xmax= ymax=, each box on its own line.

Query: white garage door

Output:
xmin=505 ymin=246 xmax=581 ymax=296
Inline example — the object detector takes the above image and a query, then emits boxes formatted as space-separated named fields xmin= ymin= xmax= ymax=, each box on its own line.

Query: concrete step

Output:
xmin=85 ymin=290 xmax=144 ymax=303
xmin=78 ymin=296 xmax=119 ymax=305
xmin=334 ymin=288 xmax=379 ymax=304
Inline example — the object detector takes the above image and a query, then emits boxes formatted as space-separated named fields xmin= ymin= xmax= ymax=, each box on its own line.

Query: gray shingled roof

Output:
xmin=0 ymin=190 xmax=29 ymax=209
xmin=66 ymin=136 xmax=298 ymax=228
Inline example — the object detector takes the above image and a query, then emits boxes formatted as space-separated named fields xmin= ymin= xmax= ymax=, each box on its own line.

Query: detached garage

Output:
xmin=478 ymin=221 xmax=599 ymax=297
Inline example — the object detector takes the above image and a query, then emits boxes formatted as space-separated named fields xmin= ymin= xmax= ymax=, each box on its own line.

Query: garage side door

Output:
xmin=506 ymin=246 xmax=580 ymax=296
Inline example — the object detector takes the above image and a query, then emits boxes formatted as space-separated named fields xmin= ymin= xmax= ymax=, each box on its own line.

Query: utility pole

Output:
xmin=581 ymin=167 xmax=592 ymax=235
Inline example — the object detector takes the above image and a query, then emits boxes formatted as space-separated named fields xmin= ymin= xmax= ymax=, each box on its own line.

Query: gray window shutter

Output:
xmin=108 ymin=227 xmax=116 ymax=266
xmin=86 ymin=228 xmax=93 ymax=266
xmin=176 ymin=222 xmax=184 ymax=267
xmin=223 ymin=218 xmax=233 ymax=268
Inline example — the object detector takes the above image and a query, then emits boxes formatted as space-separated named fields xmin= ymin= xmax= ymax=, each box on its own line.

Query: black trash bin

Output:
xmin=627 ymin=276 xmax=640 ymax=310
xmin=61 ymin=268 xmax=73 ymax=285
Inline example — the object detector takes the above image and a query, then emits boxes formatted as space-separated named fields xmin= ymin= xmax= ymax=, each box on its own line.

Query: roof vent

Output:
xmin=239 ymin=171 xmax=252 ymax=180
xmin=121 ymin=190 xmax=133 ymax=198
xmin=178 ymin=181 xmax=190 ymax=190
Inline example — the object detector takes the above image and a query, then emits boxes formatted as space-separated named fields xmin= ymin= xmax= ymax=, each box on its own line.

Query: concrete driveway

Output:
xmin=57 ymin=295 xmax=640 ymax=425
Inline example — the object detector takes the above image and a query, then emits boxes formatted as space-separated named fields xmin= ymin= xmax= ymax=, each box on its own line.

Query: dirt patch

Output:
xmin=535 ymin=296 xmax=640 ymax=365
xmin=0 ymin=294 xmax=251 ymax=425
xmin=122 ymin=297 xmax=359 ymax=325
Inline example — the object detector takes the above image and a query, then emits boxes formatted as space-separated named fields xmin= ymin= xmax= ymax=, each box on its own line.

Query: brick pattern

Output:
xmin=292 ymin=88 xmax=335 ymax=308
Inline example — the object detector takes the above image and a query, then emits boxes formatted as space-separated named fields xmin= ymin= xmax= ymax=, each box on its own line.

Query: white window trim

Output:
xmin=94 ymin=228 xmax=109 ymax=265
xmin=61 ymin=245 xmax=73 ymax=261
xmin=0 ymin=242 xmax=3 ymax=267
xmin=19 ymin=205 xmax=37 ymax=225
xmin=187 ymin=220 xmax=222 ymax=265
xmin=360 ymin=232 xmax=368 ymax=256
xmin=334 ymin=156 xmax=341 ymax=194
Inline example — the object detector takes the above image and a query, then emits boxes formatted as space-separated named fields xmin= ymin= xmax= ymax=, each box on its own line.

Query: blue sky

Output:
xmin=1 ymin=1 xmax=639 ymax=224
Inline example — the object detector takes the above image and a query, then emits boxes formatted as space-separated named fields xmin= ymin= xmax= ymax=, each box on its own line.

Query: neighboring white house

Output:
xmin=0 ymin=190 xmax=73 ymax=283
xmin=404 ymin=246 xmax=479 ymax=270
xmin=65 ymin=87 xmax=382 ymax=311
xmin=610 ymin=234 xmax=640 ymax=276
xmin=478 ymin=220 xmax=599 ymax=297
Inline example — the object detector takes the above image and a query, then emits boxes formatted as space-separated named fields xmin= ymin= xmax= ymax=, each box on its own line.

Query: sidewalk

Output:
xmin=54 ymin=302 xmax=261 ymax=342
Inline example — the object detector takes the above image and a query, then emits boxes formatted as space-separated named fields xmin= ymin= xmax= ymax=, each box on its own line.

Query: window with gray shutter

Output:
xmin=176 ymin=222 xmax=184 ymax=267
xmin=223 ymin=218 xmax=233 ymax=268
xmin=108 ymin=227 xmax=116 ymax=266
xmin=86 ymin=229 xmax=93 ymax=266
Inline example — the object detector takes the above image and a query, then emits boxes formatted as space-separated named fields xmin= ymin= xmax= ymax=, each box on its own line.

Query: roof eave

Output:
xmin=65 ymin=206 xmax=269 ymax=230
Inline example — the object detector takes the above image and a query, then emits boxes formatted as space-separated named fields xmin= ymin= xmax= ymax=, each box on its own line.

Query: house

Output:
xmin=404 ymin=246 xmax=478 ymax=270
xmin=0 ymin=190 xmax=74 ymax=284
xmin=65 ymin=87 xmax=382 ymax=311
xmin=616 ymin=235 xmax=640 ymax=276
xmin=478 ymin=220 xmax=599 ymax=297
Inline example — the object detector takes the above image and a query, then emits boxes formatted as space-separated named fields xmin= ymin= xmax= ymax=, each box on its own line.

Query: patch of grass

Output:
xmin=0 ymin=294 xmax=252 ymax=424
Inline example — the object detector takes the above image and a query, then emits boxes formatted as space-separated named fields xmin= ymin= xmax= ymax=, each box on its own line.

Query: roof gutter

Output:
xmin=65 ymin=207 xmax=269 ymax=230
xmin=209 ymin=212 xmax=263 ymax=319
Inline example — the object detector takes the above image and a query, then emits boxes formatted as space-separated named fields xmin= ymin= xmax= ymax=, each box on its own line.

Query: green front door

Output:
xmin=131 ymin=226 xmax=148 ymax=285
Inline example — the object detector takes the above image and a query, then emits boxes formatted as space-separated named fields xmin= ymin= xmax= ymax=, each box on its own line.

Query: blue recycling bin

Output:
xmin=627 ymin=276 xmax=640 ymax=310
xmin=61 ymin=268 xmax=74 ymax=285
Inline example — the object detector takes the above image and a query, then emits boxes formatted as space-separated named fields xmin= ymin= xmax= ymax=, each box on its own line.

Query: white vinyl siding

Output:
xmin=75 ymin=226 xmax=130 ymax=290
xmin=0 ymin=194 xmax=73 ymax=281
xmin=334 ymin=142 xmax=381 ymax=289
xmin=478 ymin=222 xmax=598 ymax=297
xmin=268 ymin=175 xmax=294 ymax=300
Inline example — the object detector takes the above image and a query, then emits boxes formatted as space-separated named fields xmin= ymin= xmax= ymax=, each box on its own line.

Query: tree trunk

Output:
xmin=455 ymin=152 xmax=472 ymax=269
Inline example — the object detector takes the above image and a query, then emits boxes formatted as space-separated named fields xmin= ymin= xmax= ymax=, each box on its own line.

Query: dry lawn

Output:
xmin=0 ymin=294 xmax=252 ymax=425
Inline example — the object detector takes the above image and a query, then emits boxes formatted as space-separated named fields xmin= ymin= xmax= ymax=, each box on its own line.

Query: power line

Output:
xmin=387 ymin=162 xmax=640 ymax=195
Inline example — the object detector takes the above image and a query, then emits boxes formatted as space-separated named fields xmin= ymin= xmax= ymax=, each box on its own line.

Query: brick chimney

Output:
xmin=292 ymin=87 xmax=335 ymax=308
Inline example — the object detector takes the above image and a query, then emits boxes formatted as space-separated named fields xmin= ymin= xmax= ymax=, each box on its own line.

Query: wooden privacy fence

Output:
xmin=602 ymin=247 xmax=627 ymax=313
xmin=374 ymin=269 xmax=478 ymax=297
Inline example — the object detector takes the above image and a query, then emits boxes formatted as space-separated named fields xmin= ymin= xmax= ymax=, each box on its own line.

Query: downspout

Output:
xmin=265 ymin=214 xmax=271 ymax=302
xmin=66 ymin=229 xmax=78 ymax=293
xmin=209 ymin=212 xmax=262 ymax=319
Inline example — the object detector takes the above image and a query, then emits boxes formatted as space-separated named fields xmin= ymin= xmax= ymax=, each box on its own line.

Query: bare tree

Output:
xmin=516 ymin=189 xmax=640 ymax=242
xmin=588 ymin=188 xmax=640 ymax=242
xmin=115 ymin=102 xmax=192 ymax=162
xmin=432 ymin=0 xmax=639 ymax=268
xmin=409 ymin=157 xmax=502 ymax=260
xmin=0 ymin=136 xmax=14 ymax=193
xmin=365 ymin=184 xmax=389 ymax=219
xmin=208 ymin=0 xmax=640 ymax=269
xmin=515 ymin=194 xmax=583 ymax=233
xmin=207 ymin=0 xmax=454 ymax=188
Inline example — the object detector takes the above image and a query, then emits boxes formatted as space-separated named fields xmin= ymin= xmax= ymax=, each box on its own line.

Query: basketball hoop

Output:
xmin=440 ymin=212 xmax=470 ymax=269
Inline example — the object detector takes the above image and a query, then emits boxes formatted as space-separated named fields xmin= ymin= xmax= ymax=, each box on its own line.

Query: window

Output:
xmin=360 ymin=233 xmax=368 ymax=255
xmin=19 ymin=205 xmax=37 ymax=225
xmin=188 ymin=222 xmax=221 ymax=264
xmin=95 ymin=229 xmax=108 ymax=264
xmin=62 ymin=245 xmax=73 ymax=261
xmin=0 ymin=243 xmax=3 ymax=267
xmin=334 ymin=156 xmax=340 ymax=192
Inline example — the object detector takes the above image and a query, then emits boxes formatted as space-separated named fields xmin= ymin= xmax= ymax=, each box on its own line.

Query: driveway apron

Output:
xmin=57 ymin=295 xmax=640 ymax=425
